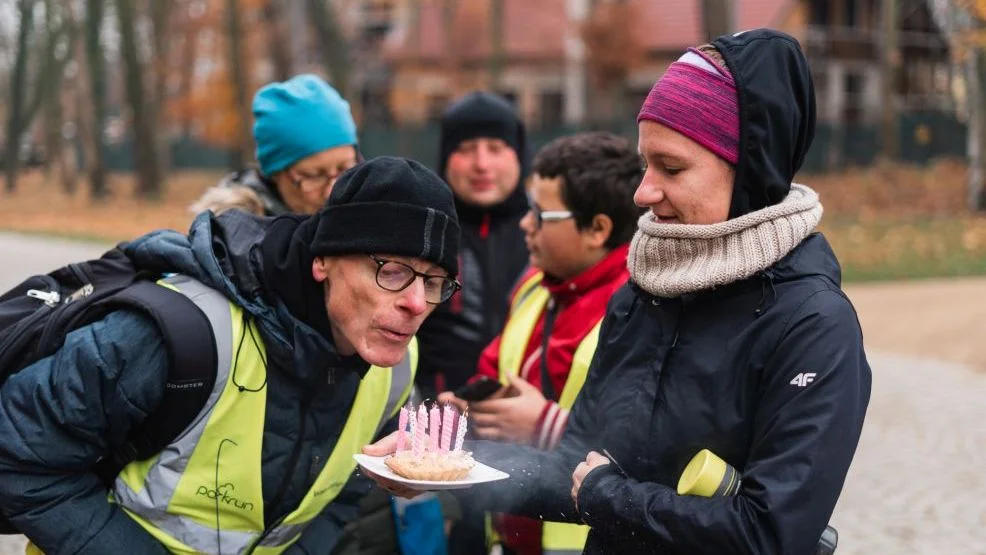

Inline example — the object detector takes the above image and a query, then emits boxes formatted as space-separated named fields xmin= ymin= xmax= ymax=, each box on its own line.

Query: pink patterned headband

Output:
xmin=637 ymin=48 xmax=740 ymax=165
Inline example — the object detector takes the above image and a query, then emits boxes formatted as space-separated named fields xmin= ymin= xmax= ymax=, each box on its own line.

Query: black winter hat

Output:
xmin=310 ymin=156 xmax=461 ymax=275
xmin=437 ymin=91 xmax=528 ymax=181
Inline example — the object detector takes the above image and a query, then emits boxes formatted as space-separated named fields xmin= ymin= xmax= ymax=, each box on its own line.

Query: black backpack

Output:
xmin=0 ymin=246 xmax=218 ymax=533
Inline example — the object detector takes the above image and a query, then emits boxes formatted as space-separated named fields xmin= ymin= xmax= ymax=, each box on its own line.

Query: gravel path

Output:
xmin=0 ymin=233 xmax=983 ymax=554
xmin=829 ymin=351 xmax=986 ymax=554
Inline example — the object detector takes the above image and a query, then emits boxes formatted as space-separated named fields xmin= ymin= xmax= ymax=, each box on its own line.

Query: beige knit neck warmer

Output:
xmin=628 ymin=183 xmax=823 ymax=298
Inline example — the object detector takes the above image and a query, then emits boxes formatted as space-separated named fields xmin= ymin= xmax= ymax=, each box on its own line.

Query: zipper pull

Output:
xmin=26 ymin=289 xmax=61 ymax=306
xmin=327 ymin=367 xmax=335 ymax=385
xmin=65 ymin=283 xmax=94 ymax=304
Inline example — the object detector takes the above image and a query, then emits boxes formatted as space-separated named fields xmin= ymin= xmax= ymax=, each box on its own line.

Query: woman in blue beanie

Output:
xmin=191 ymin=74 xmax=360 ymax=216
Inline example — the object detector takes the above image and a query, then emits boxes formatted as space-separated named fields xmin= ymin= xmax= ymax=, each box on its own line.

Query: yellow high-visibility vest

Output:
xmin=495 ymin=272 xmax=599 ymax=554
xmin=106 ymin=275 xmax=415 ymax=554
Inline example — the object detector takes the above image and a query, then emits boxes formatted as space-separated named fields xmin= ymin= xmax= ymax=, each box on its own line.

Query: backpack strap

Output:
xmin=91 ymin=280 xmax=217 ymax=485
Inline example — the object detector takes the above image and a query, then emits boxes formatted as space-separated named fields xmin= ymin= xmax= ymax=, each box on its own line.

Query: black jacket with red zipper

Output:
xmin=414 ymin=186 xmax=530 ymax=395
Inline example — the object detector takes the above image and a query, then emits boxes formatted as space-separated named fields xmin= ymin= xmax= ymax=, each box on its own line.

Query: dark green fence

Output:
xmin=103 ymin=137 xmax=234 ymax=172
xmin=802 ymin=111 xmax=967 ymax=172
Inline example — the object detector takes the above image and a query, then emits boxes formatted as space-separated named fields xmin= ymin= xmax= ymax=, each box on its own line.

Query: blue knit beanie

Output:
xmin=252 ymin=74 xmax=358 ymax=176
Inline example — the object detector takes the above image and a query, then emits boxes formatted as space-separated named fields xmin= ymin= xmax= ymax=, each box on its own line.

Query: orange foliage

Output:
xmin=581 ymin=2 xmax=646 ymax=87
xmin=164 ymin=0 xmax=274 ymax=148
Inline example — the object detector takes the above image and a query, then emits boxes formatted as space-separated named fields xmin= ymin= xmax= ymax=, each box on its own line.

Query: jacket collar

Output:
xmin=543 ymin=244 xmax=630 ymax=305
xmin=453 ymin=181 xmax=529 ymax=226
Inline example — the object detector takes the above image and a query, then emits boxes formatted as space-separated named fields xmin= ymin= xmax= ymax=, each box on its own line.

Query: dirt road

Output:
xmin=845 ymin=277 xmax=986 ymax=372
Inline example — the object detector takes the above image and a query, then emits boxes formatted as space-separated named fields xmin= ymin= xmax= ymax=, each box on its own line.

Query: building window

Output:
xmin=843 ymin=70 xmax=866 ymax=124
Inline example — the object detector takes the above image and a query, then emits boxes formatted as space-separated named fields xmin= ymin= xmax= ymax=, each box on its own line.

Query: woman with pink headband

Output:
xmin=368 ymin=28 xmax=870 ymax=554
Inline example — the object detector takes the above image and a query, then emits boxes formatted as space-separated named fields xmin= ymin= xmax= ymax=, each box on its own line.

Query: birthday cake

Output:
xmin=385 ymin=403 xmax=476 ymax=481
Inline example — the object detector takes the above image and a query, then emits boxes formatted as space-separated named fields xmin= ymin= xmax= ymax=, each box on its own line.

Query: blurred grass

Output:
xmin=810 ymin=158 xmax=986 ymax=282
xmin=821 ymin=216 xmax=986 ymax=281
xmin=2 ymin=159 xmax=986 ymax=282
xmin=0 ymin=170 xmax=209 ymax=242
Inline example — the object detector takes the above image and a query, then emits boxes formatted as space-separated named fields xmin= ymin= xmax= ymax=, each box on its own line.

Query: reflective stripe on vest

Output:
xmin=497 ymin=272 xmax=600 ymax=407
xmin=496 ymin=272 xmax=600 ymax=553
xmin=112 ymin=275 xmax=415 ymax=554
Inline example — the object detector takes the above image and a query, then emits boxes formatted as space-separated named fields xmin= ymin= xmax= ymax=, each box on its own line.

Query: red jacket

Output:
xmin=474 ymin=244 xmax=630 ymax=555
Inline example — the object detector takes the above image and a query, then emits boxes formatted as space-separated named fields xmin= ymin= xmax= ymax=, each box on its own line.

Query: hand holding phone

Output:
xmin=452 ymin=376 xmax=503 ymax=402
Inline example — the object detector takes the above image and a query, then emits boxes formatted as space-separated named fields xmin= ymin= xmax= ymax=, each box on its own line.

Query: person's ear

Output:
xmin=583 ymin=214 xmax=613 ymax=250
xmin=312 ymin=256 xmax=331 ymax=282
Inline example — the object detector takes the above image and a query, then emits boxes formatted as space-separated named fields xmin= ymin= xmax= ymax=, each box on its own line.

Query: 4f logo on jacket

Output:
xmin=790 ymin=372 xmax=816 ymax=387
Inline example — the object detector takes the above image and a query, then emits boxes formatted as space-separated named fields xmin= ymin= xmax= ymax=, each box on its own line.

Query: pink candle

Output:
xmin=454 ymin=411 xmax=467 ymax=452
xmin=429 ymin=405 xmax=441 ymax=452
xmin=440 ymin=404 xmax=455 ymax=452
xmin=396 ymin=406 xmax=409 ymax=452
xmin=414 ymin=404 xmax=428 ymax=455
xmin=408 ymin=407 xmax=418 ymax=454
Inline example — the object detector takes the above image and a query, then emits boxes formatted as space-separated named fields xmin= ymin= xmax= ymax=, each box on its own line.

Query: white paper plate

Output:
xmin=353 ymin=454 xmax=510 ymax=490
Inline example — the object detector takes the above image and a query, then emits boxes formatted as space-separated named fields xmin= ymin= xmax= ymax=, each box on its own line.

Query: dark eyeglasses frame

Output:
xmin=368 ymin=255 xmax=461 ymax=305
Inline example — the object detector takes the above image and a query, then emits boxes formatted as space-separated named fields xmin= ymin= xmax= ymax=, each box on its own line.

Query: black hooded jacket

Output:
xmin=463 ymin=30 xmax=871 ymax=554
xmin=415 ymin=92 xmax=531 ymax=393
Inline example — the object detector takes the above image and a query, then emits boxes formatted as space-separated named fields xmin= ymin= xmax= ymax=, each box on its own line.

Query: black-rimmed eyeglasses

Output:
xmin=369 ymin=255 xmax=461 ymax=304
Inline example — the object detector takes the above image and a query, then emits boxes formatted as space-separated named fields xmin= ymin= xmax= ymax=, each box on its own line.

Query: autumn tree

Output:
xmin=84 ymin=0 xmax=109 ymax=199
xmin=225 ymin=0 xmax=252 ymax=168
xmin=262 ymin=0 xmax=293 ymax=81
xmin=931 ymin=0 xmax=986 ymax=210
xmin=581 ymin=1 xmax=646 ymax=124
xmin=308 ymin=0 xmax=350 ymax=93
xmin=41 ymin=0 xmax=80 ymax=192
xmin=115 ymin=0 xmax=162 ymax=199
xmin=3 ymin=0 xmax=75 ymax=192
xmin=4 ymin=0 xmax=41 ymax=192
xmin=148 ymin=0 xmax=177 ymax=175
xmin=165 ymin=0 xmax=268 ymax=163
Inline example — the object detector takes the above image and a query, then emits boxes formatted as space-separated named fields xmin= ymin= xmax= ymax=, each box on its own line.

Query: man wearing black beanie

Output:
xmin=0 ymin=156 xmax=460 ymax=554
xmin=413 ymin=90 xmax=531 ymax=555
xmin=416 ymin=92 xmax=531 ymax=400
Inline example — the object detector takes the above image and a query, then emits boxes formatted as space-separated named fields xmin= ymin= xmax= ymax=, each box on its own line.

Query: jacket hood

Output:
xmin=122 ymin=210 xmax=363 ymax=383
xmin=711 ymin=29 xmax=816 ymax=218
xmin=220 ymin=168 xmax=291 ymax=216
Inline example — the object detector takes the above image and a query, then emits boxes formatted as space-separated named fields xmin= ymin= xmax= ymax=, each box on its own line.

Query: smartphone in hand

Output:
xmin=453 ymin=376 xmax=503 ymax=402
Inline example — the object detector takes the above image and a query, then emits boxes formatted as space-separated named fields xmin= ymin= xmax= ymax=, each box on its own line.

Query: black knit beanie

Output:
xmin=437 ymin=91 xmax=528 ymax=181
xmin=310 ymin=156 xmax=461 ymax=276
